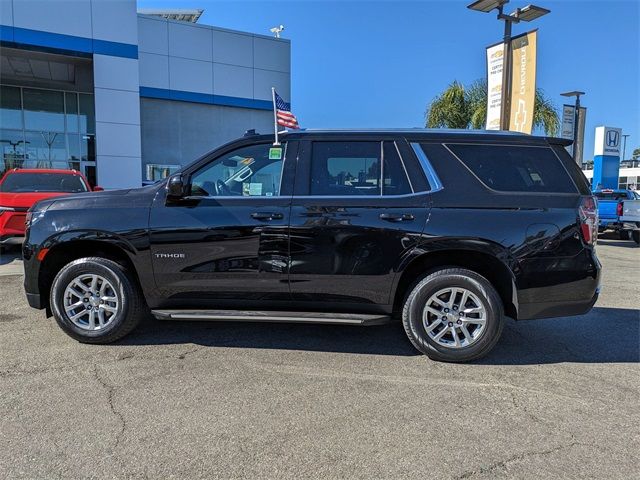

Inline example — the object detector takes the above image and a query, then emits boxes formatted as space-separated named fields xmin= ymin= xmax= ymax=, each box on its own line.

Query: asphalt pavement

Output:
xmin=0 ymin=237 xmax=638 ymax=479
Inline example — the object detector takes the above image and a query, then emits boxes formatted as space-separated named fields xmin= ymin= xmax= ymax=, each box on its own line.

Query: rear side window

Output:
xmin=447 ymin=144 xmax=577 ymax=193
xmin=309 ymin=141 xmax=413 ymax=196
xmin=551 ymin=144 xmax=591 ymax=194
xmin=383 ymin=141 xmax=412 ymax=195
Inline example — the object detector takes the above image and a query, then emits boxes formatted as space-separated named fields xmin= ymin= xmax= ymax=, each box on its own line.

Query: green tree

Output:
xmin=425 ymin=79 xmax=560 ymax=135
xmin=632 ymin=147 xmax=640 ymax=160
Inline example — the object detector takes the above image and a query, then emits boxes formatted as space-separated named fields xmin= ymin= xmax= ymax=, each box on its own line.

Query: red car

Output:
xmin=0 ymin=169 xmax=101 ymax=247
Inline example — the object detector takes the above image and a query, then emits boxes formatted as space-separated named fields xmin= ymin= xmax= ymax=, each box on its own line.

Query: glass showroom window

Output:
xmin=146 ymin=164 xmax=181 ymax=182
xmin=0 ymin=85 xmax=96 ymax=181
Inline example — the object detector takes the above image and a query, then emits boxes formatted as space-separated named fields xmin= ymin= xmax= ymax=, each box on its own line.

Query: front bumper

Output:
xmin=0 ymin=235 xmax=24 ymax=245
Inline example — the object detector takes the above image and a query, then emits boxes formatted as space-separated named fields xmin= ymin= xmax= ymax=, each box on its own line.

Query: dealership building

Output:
xmin=0 ymin=0 xmax=291 ymax=188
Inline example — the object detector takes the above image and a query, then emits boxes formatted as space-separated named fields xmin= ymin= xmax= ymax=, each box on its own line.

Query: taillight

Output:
xmin=616 ymin=201 xmax=623 ymax=217
xmin=579 ymin=196 xmax=598 ymax=245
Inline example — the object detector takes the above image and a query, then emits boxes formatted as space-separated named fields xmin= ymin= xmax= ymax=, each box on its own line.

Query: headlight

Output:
xmin=25 ymin=209 xmax=46 ymax=228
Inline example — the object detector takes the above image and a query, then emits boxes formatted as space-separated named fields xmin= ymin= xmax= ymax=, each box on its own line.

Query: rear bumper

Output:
xmin=517 ymin=289 xmax=599 ymax=320
xmin=598 ymin=220 xmax=621 ymax=230
xmin=621 ymin=221 xmax=640 ymax=230
xmin=516 ymin=248 xmax=601 ymax=321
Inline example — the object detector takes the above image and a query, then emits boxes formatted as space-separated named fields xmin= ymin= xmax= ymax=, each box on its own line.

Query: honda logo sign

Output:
xmin=606 ymin=129 xmax=620 ymax=148
xmin=594 ymin=126 xmax=622 ymax=157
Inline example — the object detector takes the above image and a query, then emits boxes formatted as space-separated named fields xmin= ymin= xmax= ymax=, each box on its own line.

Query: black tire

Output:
xmin=402 ymin=268 xmax=504 ymax=363
xmin=618 ymin=229 xmax=631 ymax=240
xmin=632 ymin=230 xmax=640 ymax=245
xmin=50 ymin=257 xmax=146 ymax=343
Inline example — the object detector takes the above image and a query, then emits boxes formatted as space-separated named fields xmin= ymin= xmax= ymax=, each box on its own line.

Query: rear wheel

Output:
xmin=402 ymin=268 xmax=504 ymax=362
xmin=618 ymin=229 xmax=631 ymax=240
xmin=50 ymin=257 xmax=146 ymax=343
xmin=632 ymin=230 xmax=640 ymax=245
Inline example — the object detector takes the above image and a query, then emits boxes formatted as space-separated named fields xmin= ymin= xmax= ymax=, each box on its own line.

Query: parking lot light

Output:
xmin=467 ymin=0 xmax=508 ymax=13
xmin=467 ymin=0 xmax=550 ymax=131
xmin=516 ymin=4 xmax=551 ymax=22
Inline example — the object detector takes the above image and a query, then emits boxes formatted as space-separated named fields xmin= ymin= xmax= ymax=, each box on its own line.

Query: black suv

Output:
xmin=23 ymin=130 xmax=600 ymax=362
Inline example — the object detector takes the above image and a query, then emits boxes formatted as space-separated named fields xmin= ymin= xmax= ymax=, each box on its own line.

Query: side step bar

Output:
xmin=151 ymin=309 xmax=391 ymax=326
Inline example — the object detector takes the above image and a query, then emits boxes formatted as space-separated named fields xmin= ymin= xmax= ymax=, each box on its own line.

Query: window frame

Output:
xmin=443 ymin=142 xmax=581 ymax=196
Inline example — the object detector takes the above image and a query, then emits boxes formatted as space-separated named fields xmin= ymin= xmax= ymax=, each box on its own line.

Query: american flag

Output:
xmin=274 ymin=91 xmax=300 ymax=129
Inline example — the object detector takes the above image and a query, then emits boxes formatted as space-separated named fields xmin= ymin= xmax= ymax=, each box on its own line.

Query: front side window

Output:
xmin=190 ymin=144 xmax=283 ymax=197
xmin=448 ymin=144 xmax=577 ymax=193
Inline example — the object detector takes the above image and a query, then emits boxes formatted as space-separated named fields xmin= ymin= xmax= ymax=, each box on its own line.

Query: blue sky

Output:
xmin=138 ymin=0 xmax=639 ymax=160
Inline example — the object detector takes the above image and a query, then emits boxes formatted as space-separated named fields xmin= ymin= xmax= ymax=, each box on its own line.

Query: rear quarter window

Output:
xmin=447 ymin=144 xmax=578 ymax=194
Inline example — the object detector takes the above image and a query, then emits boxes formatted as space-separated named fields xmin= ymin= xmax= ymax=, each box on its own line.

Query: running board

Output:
xmin=151 ymin=309 xmax=391 ymax=326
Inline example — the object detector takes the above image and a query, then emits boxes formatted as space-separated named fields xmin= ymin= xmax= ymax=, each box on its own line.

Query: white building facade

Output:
xmin=582 ymin=161 xmax=640 ymax=191
xmin=0 ymin=0 xmax=291 ymax=189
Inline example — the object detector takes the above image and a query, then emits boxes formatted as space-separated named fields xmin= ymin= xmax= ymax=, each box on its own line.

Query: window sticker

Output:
xmin=269 ymin=147 xmax=282 ymax=160
xmin=248 ymin=183 xmax=263 ymax=196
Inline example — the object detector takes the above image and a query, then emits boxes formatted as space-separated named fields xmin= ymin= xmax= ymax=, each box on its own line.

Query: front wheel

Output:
xmin=50 ymin=257 xmax=146 ymax=343
xmin=402 ymin=268 xmax=504 ymax=362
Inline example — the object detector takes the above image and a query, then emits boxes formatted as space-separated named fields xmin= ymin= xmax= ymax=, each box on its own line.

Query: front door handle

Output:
xmin=251 ymin=212 xmax=284 ymax=221
xmin=379 ymin=213 xmax=415 ymax=222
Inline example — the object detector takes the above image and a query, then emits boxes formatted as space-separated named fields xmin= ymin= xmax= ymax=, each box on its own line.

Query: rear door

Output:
xmin=149 ymin=141 xmax=296 ymax=306
xmin=288 ymin=136 xmax=432 ymax=308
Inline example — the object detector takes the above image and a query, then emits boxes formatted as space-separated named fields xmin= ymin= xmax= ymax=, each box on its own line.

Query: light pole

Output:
xmin=468 ymin=0 xmax=550 ymax=131
xmin=621 ymin=134 xmax=630 ymax=162
xmin=560 ymin=91 xmax=585 ymax=163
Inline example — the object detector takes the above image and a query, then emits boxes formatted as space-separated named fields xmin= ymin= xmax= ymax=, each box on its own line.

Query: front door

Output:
xmin=288 ymin=138 xmax=431 ymax=308
xmin=149 ymin=141 xmax=296 ymax=307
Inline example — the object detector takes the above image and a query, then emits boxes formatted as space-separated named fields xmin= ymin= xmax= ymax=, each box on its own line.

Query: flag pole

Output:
xmin=271 ymin=87 xmax=279 ymax=146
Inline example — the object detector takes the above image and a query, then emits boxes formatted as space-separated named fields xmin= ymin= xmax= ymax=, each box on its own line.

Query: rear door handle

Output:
xmin=251 ymin=212 xmax=284 ymax=221
xmin=379 ymin=213 xmax=415 ymax=222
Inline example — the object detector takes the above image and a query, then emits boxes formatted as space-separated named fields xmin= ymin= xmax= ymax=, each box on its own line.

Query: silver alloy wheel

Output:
xmin=63 ymin=274 xmax=120 ymax=331
xmin=422 ymin=287 xmax=487 ymax=348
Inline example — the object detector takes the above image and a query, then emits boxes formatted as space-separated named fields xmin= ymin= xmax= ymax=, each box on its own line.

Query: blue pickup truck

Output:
xmin=594 ymin=189 xmax=640 ymax=238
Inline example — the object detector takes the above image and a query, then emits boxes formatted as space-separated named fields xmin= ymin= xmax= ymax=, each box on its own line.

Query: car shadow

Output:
xmin=597 ymin=239 xmax=638 ymax=248
xmin=118 ymin=306 xmax=639 ymax=364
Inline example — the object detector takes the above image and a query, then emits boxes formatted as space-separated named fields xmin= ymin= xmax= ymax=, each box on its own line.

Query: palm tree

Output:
xmin=425 ymin=79 xmax=560 ymax=135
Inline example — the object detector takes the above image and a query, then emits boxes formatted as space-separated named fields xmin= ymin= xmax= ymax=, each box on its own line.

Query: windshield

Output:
xmin=0 ymin=173 xmax=88 ymax=193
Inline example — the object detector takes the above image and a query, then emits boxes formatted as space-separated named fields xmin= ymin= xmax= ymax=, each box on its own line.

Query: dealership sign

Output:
xmin=485 ymin=43 xmax=504 ymax=130
xmin=508 ymin=30 xmax=537 ymax=134
xmin=485 ymin=30 xmax=538 ymax=134
xmin=561 ymin=104 xmax=587 ymax=164
xmin=594 ymin=126 xmax=622 ymax=157
xmin=561 ymin=104 xmax=575 ymax=141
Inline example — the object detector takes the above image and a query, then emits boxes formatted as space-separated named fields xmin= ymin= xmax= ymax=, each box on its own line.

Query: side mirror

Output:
xmin=166 ymin=174 xmax=185 ymax=199
xmin=92 ymin=185 xmax=104 ymax=192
